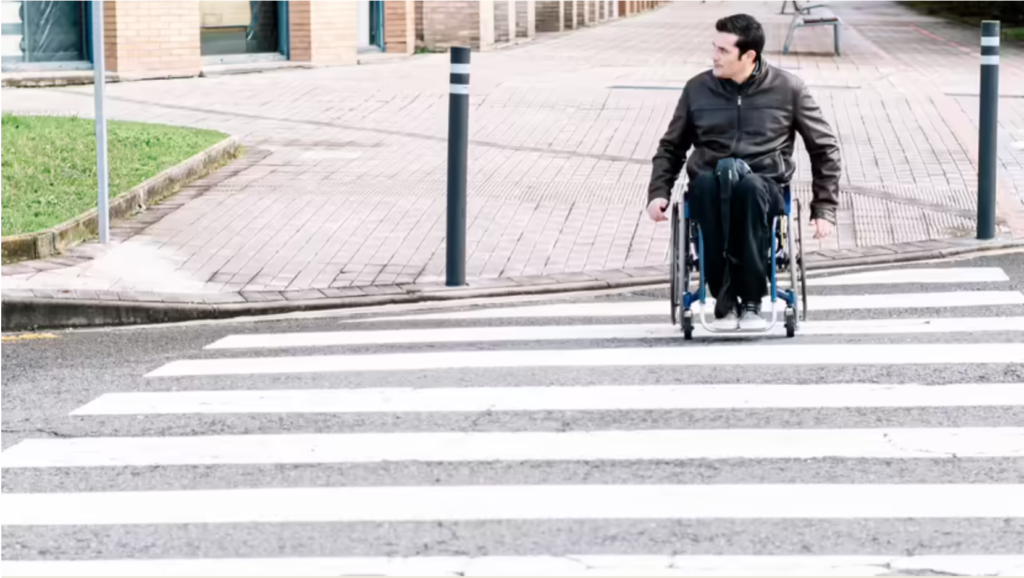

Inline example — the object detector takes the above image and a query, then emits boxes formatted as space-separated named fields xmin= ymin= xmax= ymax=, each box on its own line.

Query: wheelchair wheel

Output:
xmin=795 ymin=199 xmax=808 ymax=321
xmin=785 ymin=205 xmax=799 ymax=331
xmin=679 ymin=209 xmax=695 ymax=340
xmin=785 ymin=307 xmax=797 ymax=338
xmin=670 ymin=202 xmax=680 ymax=325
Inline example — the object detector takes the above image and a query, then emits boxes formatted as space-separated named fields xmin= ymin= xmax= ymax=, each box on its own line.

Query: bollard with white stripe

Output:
xmin=977 ymin=20 xmax=1000 ymax=240
xmin=446 ymin=47 xmax=471 ymax=286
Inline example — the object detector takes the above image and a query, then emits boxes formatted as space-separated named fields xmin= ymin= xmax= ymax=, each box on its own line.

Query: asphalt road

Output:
xmin=2 ymin=249 xmax=1024 ymax=576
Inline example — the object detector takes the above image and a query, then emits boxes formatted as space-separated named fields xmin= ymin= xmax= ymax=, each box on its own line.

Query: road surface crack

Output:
xmin=1 ymin=427 xmax=73 ymax=439
xmin=882 ymin=432 xmax=959 ymax=459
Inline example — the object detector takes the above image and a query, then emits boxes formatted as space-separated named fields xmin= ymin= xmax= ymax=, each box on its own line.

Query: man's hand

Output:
xmin=647 ymin=198 xmax=669 ymax=222
xmin=811 ymin=218 xmax=834 ymax=239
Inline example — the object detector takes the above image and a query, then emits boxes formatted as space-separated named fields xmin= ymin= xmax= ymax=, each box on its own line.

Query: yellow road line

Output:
xmin=1 ymin=333 xmax=60 ymax=342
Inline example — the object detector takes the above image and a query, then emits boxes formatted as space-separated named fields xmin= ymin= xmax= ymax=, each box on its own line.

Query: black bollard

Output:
xmin=977 ymin=20 xmax=1000 ymax=240
xmin=446 ymin=47 xmax=471 ymax=286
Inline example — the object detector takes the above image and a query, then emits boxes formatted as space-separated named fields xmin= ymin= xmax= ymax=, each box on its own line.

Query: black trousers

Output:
xmin=687 ymin=170 xmax=785 ymax=308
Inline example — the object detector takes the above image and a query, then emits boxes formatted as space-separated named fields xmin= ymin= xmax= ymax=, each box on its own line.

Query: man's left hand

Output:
xmin=811 ymin=219 xmax=834 ymax=239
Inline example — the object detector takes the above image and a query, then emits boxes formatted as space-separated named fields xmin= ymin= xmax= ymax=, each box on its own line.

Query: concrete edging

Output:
xmin=3 ymin=237 xmax=1023 ymax=332
xmin=0 ymin=276 xmax=666 ymax=331
xmin=1 ymin=136 xmax=242 ymax=264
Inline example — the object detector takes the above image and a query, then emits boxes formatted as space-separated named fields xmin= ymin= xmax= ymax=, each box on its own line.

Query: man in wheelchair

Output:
xmin=646 ymin=13 xmax=842 ymax=331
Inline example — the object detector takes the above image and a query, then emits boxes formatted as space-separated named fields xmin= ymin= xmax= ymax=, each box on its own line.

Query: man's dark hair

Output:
xmin=715 ymin=14 xmax=766 ymax=62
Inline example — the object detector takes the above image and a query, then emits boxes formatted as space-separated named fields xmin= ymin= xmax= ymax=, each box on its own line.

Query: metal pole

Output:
xmin=446 ymin=46 xmax=470 ymax=287
xmin=977 ymin=20 xmax=1000 ymax=240
xmin=92 ymin=0 xmax=110 ymax=244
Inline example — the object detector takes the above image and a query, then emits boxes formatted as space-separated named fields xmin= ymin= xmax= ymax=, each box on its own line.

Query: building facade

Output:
xmin=1 ymin=1 xmax=666 ymax=82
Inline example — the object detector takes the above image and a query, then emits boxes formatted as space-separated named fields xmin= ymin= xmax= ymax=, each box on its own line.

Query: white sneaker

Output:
xmin=712 ymin=310 xmax=739 ymax=330
xmin=738 ymin=304 xmax=767 ymax=330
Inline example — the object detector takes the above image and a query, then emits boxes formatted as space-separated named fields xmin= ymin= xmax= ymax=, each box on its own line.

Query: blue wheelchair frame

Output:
xmin=669 ymin=181 xmax=807 ymax=340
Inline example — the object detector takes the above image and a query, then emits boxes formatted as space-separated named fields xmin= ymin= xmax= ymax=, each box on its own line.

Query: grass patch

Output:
xmin=1 ymin=114 xmax=227 ymax=236
xmin=902 ymin=1 xmax=1024 ymax=40
xmin=1005 ymin=27 xmax=1024 ymax=41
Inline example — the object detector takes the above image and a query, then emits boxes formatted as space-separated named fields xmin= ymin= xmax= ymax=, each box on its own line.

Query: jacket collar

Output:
xmin=751 ymin=55 xmax=763 ymax=78
xmin=720 ymin=55 xmax=768 ymax=93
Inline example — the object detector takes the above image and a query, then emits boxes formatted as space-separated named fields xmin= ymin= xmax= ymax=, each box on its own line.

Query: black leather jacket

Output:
xmin=647 ymin=60 xmax=842 ymax=223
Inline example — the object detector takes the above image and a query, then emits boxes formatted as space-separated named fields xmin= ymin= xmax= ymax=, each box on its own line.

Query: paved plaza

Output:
xmin=3 ymin=1 xmax=1023 ymax=301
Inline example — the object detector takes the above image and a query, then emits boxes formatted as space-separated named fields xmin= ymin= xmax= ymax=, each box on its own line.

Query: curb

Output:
xmin=1 ymin=71 xmax=121 ymax=88
xmin=3 ymin=237 xmax=1023 ymax=332
xmin=1 ymin=136 xmax=242 ymax=264
xmin=1 ymin=275 xmax=666 ymax=332
xmin=798 ymin=237 xmax=1024 ymax=270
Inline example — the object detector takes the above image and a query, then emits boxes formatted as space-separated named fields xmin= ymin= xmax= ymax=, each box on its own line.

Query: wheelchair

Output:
xmin=668 ymin=165 xmax=809 ymax=340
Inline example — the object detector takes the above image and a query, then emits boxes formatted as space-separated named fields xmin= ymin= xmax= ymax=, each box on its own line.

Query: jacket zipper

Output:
xmin=732 ymin=95 xmax=742 ymax=155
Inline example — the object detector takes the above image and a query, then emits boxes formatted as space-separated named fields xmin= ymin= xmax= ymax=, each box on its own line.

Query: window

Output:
xmin=1 ymin=0 xmax=89 ymax=71
xmin=200 ymin=1 xmax=286 ymax=60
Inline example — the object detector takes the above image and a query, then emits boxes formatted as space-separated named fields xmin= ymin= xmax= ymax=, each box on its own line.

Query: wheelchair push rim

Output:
xmin=670 ymin=202 xmax=680 ymax=324
xmin=795 ymin=198 xmax=808 ymax=322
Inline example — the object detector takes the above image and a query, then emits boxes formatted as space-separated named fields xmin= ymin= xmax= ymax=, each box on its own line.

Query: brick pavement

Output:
xmin=825 ymin=1 xmax=1024 ymax=214
xmin=2 ymin=1 xmax=1022 ymax=301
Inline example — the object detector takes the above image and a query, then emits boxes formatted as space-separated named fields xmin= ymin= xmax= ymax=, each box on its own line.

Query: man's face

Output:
xmin=712 ymin=31 xmax=751 ymax=80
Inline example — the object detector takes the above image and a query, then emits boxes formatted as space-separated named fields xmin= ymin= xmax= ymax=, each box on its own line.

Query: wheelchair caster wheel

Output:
xmin=682 ymin=310 xmax=694 ymax=341
xmin=784 ymin=307 xmax=797 ymax=338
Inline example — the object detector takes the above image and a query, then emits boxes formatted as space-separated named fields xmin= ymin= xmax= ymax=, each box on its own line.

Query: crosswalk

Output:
xmin=3 ymin=264 xmax=1024 ymax=576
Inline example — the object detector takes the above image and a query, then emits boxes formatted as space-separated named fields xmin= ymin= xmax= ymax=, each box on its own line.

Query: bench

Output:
xmin=781 ymin=1 xmax=841 ymax=56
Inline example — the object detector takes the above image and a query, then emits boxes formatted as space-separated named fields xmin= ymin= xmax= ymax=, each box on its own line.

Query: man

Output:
xmin=646 ymin=14 xmax=841 ymax=330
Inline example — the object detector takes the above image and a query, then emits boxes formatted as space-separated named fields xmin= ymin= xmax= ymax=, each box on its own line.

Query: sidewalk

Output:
xmin=3 ymin=1 xmax=1024 ymax=327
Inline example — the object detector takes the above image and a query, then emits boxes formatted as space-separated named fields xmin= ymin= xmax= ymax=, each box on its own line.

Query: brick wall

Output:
xmin=515 ymin=0 xmax=529 ymax=38
xmin=494 ymin=0 xmax=510 ymax=44
xmin=102 ymin=2 xmax=119 ymax=72
xmin=104 ymin=1 xmax=201 ymax=79
xmin=384 ymin=0 xmax=415 ymax=54
xmin=536 ymin=1 xmax=561 ymax=32
xmin=527 ymin=0 xmax=538 ymax=37
xmin=312 ymin=1 xmax=357 ymax=64
xmin=421 ymin=1 xmax=480 ymax=50
xmin=289 ymin=1 xmax=313 ymax=61
xmin=415 ymin=0 xmax=425 ymax=43
xmin=289 ymin=1 xmax=357 ymax=65
xmin=480 ymin=0 xmax=495 ymax=49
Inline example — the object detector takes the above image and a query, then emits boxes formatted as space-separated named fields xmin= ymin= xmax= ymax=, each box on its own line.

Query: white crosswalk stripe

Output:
xmin=4 ymin=555 xmax=1024 ymax=577
xmin=67 ymin=383 xmax=1024 ymax=415
xmin=6 ymin=484 xmax=1024 ymax=526
xmin=146 ymin=343 xmax=1024 ymax=377
xmin=346 ymin=290 xmax=1024 ymax=321
xmin=4 ymin=428 xmax=1024 ymax=468
xmin=807 ymin=267 xmax=1011 ymax=285
xmin=3 ymin=263 xmax=1024 ymax=576
xmin=206 ymin=316 xmax=1024 ymax=349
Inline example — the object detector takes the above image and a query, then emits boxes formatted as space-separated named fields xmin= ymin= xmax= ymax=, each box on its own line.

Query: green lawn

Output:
xmin=1 ymin=114 xmax=227 ymax=236
xmin=902 ymin=2 xmax=1024 ymax=40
